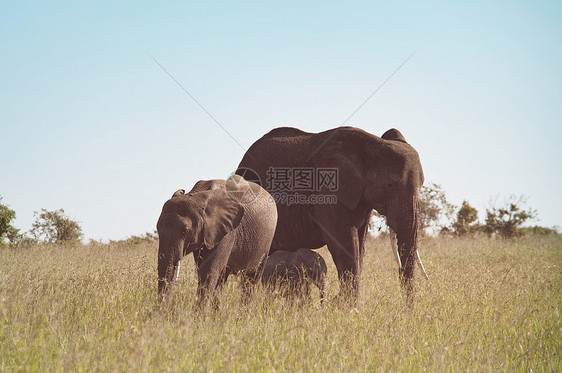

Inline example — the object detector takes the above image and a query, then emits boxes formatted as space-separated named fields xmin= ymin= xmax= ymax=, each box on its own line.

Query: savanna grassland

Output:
xmin=1 ymin=235 xmax=560 ymax=372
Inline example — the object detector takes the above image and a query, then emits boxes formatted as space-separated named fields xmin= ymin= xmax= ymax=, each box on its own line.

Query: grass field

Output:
xmin=1 ymin=235 xmax=560 ymax=371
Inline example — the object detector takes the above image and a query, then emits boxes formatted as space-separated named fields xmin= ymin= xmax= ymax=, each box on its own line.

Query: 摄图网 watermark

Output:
xmin=266 ymin=167 xmax=338 ymax=205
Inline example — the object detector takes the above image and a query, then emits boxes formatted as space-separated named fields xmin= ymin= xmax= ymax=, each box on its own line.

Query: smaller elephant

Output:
xmin=157 ymin=175 xmax=278 ymax=308
xmin=262 ymin=249 xmax=327 ymax=303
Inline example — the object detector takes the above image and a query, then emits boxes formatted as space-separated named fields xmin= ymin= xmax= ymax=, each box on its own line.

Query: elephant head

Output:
xmin=380 ymin=129 xmax=428 ymax=286
xmin=156 ymin=188 xmax=244 ymax=301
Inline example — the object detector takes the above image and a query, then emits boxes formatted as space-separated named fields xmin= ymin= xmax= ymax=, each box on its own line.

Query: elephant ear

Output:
xmin=381 ymin=128 xmax=408 ymax=143
xmin=202 ymin=191 xmax=244 ymax=249
xmin=189 ymin=179 xmax=225 ymax=193
xmin=312 ymin=129 xmax=366 ymax=210
xmin=172 ymin=189 xmax=185 ymax=198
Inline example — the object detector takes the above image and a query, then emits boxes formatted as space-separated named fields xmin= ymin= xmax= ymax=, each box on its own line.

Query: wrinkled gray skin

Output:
xmin=157 ymin=175 xmax=278 ymax=307
xmin=262 ymin=249 xmax=327 ymax=303
xmin=237 ymin=126 xmax=424 ymax=301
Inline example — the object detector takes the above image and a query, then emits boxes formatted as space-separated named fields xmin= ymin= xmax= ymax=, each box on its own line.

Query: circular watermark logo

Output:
xmin=224 ymin=168 xmax=262 ymax=205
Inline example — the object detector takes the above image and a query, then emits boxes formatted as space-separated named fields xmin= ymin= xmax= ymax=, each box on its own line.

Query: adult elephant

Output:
xmin=236 ymin=126 xmax=427 ymax=299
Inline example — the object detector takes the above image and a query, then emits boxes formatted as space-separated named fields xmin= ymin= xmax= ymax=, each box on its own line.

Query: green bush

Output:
xmin=484 ymin=196 xmax=537 ymax=238
xmin=419 ymin=183 xmax=454 ymax=234
xmin=519 ymin=225 xmax=560 ymax=236
xmin=30 ymin=208 xmax=83 ymax=244
xmin=450 ymin=200 xmax=482 ymax=236
xmin=0 ymin=196 xmax=20 ymax=247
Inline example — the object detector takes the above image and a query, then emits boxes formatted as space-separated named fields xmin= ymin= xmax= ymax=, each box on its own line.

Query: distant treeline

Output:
xmin=1 ymin=187 xmax=559 ymax=248
xmin=397 ymin=183 xmax=558 ymax=238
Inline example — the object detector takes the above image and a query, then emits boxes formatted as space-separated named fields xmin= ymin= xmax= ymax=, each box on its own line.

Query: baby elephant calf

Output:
xmin=262 ymin=249 xmax=327 ymax=303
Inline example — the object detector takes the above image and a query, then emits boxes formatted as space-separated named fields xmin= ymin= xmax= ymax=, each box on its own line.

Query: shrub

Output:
xmin=0 ymin=196 xmax=20 ymax=247
xmin=484 ymin=196 xmax=537 ymax=238
xmin=419 ymin=182 xmax=454 ymax=235
xmin=451 ymin=200 xmax=482 ymax=236
xmin=519 ymin=225 xmax=560 ymax=236
xmin=125 ymin=231 xmax=158 ymax=245
xmin=30 ymin=208 xmax=83 ymax=244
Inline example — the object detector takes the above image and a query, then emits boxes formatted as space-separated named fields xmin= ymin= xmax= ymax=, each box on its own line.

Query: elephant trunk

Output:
xmin=157 ymin=239 xmax=182 ymax=302
xmin=394 ymin=195 xmax=421 ymax=297
xmin=390 ymin=227 xmax=428 ymax=280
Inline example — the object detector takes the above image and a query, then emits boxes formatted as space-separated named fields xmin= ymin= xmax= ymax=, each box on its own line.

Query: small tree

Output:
xmin=30 ymin=208 xmax=83 ymax=244
xmin=419 ymin=183 xmax=454 ymax=235
xmin=484 ymin=196 xmax=537 ymax=238
xmin=0 ymin=196 xmax=20 ymax=247
xmin=451 ymin=200 xmax=481 ymax=236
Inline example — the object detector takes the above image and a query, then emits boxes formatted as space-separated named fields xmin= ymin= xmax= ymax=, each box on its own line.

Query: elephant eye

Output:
xmin=182 ymin=226 xmax=192 ymax=237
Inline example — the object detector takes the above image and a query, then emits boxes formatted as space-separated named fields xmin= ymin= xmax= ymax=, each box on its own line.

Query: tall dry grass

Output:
xmin=1 ymin=235 xmax=560 ymax=371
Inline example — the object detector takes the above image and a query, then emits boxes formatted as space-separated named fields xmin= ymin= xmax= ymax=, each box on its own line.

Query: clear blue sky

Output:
xmin=1 ymin=1 xmax=561 ymax=240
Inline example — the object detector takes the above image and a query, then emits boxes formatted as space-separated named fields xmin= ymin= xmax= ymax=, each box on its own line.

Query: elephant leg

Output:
xmin=324 ymin=226 xmax=361 ymax=300
xmin=210 ymin=268 xmax=230 ymax=310
xmin=287 ymin=278 xmax=298 ymax=303
xmin=215 ymin=268 xmax=230 ymax=290
xmin=318 ymin=278 xmax=326 ymax=304
xmin=240 ymin=272 xmax=258 ymax=303
xmin=356 ymin=211 xmax=371 ymax=278
xmin=196 ymin=271 xmax=222 ymax=309
xmin=312 ymin=206 xmax=363 ymax=300
xmin=253 ymin=254 xmax=268 ymax=284
xmin=309 ymin=272 xmax=325 ymax=304
xmin=300 ymin=267 xmax=312 ymax=300
xmin=304 ymin=280 xmax=311 ymax=299
xmin=194 ymin=238 xmax=234 ymax=308
xmin=240 ymin=253 xmax=268 ymax=302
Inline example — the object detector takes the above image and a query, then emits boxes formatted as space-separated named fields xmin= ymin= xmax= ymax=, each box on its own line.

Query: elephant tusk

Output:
xmin=416 ymin=250 xmax=429 ymax=280
xmin=389 ymin=228 xmax=402 ymax=269
xmin=174 ymin=261 xmax=181 ymax=281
